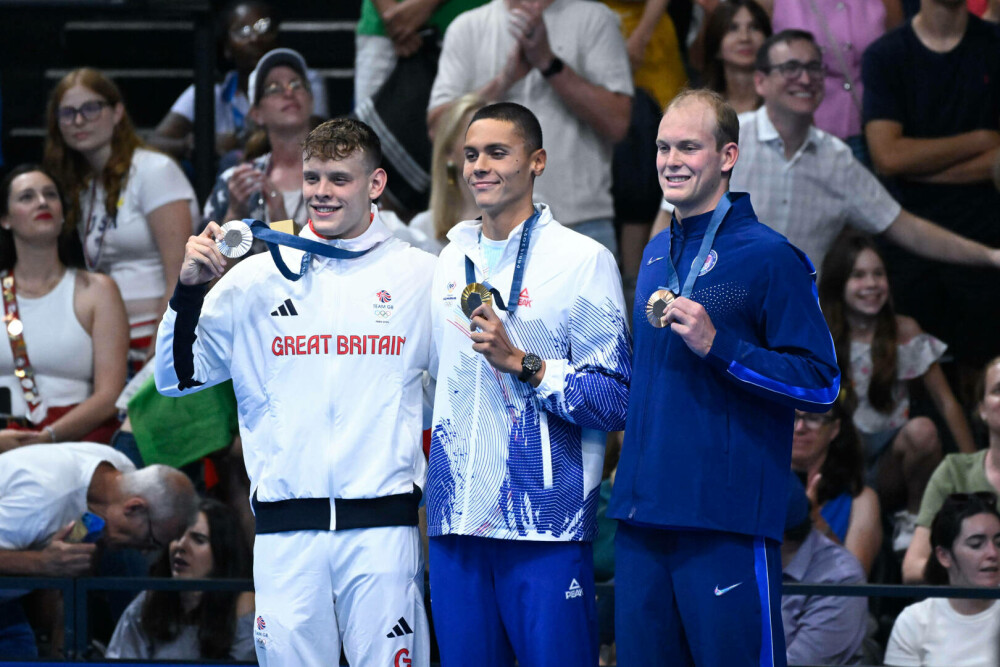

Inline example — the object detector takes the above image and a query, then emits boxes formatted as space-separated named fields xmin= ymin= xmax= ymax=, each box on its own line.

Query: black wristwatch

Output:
xmin=541 ymin=56 xmax=564 ymax=78
xmin=519 ymin=352 xmax=543 ymax=382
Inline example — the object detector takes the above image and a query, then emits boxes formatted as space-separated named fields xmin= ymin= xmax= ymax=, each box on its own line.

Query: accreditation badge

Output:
xmin=645 ymin=289 xmax=676 ymax=328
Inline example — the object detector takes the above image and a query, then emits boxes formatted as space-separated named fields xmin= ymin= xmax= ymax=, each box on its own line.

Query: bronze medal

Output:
xmin=460 ymin=283 xmax=493 ymax=318
xmin=645 ymin=289 xmax=676 ymax=328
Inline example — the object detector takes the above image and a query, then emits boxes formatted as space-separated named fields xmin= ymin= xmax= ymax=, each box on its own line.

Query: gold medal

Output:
xmin=460 ymin=283 xmax=492 ymax=318
xmin=645 ymin=289 xmax=676 ymax=328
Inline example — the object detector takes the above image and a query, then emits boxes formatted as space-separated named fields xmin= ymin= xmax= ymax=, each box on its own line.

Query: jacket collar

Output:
xmin=447 ymin=203 xmax=552 ymax=256
xmin=299 ymin=203 xmax=391 ymax=264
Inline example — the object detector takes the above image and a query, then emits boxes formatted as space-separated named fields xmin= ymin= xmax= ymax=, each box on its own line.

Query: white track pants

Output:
xmin=252 ymin=526 xmax=428 ymax=667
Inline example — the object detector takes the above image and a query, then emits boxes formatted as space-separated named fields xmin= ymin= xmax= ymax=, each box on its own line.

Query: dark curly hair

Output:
xmin=302 ymin=117 xmax=382 ymax=172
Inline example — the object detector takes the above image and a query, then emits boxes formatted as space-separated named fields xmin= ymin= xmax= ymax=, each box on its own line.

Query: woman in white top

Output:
xmin=0 ymin=164 xmax=128 ymax=452
xmin=885 ymin=492 xmax=1000 ymax=667
xmin=43 ymin=68 xmax=197 ymax=367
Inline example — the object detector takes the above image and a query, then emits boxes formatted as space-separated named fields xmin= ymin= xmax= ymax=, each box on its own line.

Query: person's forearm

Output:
xmin=633 ymin=0 xmax=669 ymax=47
xmin=0 ymin=550 xmax=42 ymax=576
xmin=883 ymin=210 xmax=997 ymax=267
xmin=910 ymin=147 xmax=1000 ymax=185
xmin=547 ymin=65 xmax=631 ymax=142
xmin=867 ymin=122 xmax=1000 ymax=177
xmin=48 ymin=394 xmax=118 ymax=443
xmin=146 ymin=134 xmax=191 ymax=161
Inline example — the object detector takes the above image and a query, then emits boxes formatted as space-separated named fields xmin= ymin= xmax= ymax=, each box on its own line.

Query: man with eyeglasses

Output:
xmin=0 ymin=442 xmax=197 ymax=657
xmin=651 ymin=30 xmax=1000 ymax=279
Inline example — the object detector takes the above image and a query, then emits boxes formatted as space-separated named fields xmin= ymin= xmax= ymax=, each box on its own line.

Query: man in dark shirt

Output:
xmin=864 ymin=0 xmax=1000 ymax=389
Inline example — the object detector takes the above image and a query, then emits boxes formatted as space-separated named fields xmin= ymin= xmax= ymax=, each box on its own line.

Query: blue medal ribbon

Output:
xmin=244 ymin=219 xmax=373 ymax=281
xmin=659 ymin=194 xmax=733 ymax=297
xmin=464 ymin=208 xmax=540 ymax=316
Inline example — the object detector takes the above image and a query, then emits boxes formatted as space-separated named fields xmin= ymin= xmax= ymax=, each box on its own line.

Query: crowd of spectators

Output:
xmin=2 ymin=0 xmax=1000 ymax=664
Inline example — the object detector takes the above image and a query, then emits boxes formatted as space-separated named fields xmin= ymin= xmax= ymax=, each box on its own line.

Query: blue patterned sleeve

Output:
xmin=534 ymin=249 xmax=632 ymax=431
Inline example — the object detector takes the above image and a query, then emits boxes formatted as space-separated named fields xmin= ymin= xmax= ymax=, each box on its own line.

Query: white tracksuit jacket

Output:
xmin=155 ymin=209 xmax=435 ymax=512
xmin=428 ymin=204 xmax=632 ymax=542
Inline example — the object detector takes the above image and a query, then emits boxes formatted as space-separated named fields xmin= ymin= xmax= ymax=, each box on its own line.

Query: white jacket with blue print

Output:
xmin=428 ymin=204 xmax=631 ymax=542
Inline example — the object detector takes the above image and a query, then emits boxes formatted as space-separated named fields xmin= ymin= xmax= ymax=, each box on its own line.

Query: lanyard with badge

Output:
xmin=645 ymin=193 xmax=732 ymax=327
xmin=215 ymin=218 xmax=372 ymax=281
xmin=460 ymin=208 xmax=540 ymax=318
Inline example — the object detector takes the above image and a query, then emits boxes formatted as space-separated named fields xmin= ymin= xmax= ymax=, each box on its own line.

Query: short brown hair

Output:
xmin=302 ymin=118 xmax=382 ymax=172
xmin=663 ymin=88 xmax=739 ymax=150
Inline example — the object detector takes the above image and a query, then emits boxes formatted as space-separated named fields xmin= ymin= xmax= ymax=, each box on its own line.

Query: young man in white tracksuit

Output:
xmin=155 ymin=118 xmax=433 ymax=667
xmin=427 ymin=102 xmax=631 ymax=665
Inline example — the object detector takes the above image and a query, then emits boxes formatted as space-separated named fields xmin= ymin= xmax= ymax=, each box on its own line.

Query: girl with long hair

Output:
xmin=43 ymin=68 xmax=198 ymax=368
xmin=407 ymin=93 xmax=485 ymax=255
xmin=0 ymin=165 xmax=127 ymax=450
xmin=106 ymin=498 xmax=255 ymax=660
xmin=700 ymin=0 xmax=772 ymax=113
xmin=819 ymin=230 xmax=974 ymax=553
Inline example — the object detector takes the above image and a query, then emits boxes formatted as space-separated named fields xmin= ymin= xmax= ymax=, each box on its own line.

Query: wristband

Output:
xmin=43 ymin=425 xmax=57 ymax=442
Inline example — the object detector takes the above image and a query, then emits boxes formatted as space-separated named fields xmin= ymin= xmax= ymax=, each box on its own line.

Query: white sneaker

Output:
xmin=893 ymin=510 xmax=918 ymax=553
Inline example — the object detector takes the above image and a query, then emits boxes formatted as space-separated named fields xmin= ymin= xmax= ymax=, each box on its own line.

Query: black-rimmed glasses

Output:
xmin=762 ymin=59 xmax=826 ymax=80
xmin=57 ymin=100 xmax=109 ymax=125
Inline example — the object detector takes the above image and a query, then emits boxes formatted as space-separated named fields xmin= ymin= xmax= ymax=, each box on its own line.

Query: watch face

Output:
xmin=523 ymin=353 xmax=542 ymax=374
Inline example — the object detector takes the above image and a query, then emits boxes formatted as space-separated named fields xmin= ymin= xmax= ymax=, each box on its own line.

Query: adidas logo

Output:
xmin=386 ymin=617 xmax=413 ymax=639
xmin=565 ymin=578 xmax=583 ymax=600
xmin=270 ymin=298 xmax=298 ymax=317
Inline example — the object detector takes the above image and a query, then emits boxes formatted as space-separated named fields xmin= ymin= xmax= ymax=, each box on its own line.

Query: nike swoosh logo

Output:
xmin=714 ymin=582 xmax=743 ymax=596
xmin=647 ymin=256 xmax=664 ymax=265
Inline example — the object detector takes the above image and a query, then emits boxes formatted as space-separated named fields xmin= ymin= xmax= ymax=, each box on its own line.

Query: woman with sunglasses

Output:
xmin=43 ymin=68 xmax=199 ymax=369
xmin=0 ymin=165 xmax=128 ymax=451
xmin=903 ymin=357 xmax=1000 ymax=582
xmin=885 ymin=491 xmax=1000 ymax=666
xmin=791 ymin=396 xmax=882 ymax=575
xmin=202 ymin=48 xmax=314 ymax=235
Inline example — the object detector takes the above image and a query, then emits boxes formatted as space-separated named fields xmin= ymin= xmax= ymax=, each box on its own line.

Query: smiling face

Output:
xmin=2 ymin=171 xmax=64 ymax=243
xmin=57 ymin=84 xmax=123 ymax=156
xmin=655 ymin=98 xmax=738 ymax=218
xmin=843 ymin=248 xmax=889 ymax=319
xmin=170 ymin=511 xmax=214 ymax=579
xmin=719 ymin=7 xmax=766 ymax=69
xmin=937 ymin=512 xmax=1000 ymax=588
xmin=251 ymin=64 xmax=313 ymax=130
xmin=462 ymin=117 xmax=544 ymax=220
xmin=755 ymin=39 xmax=825 ymax=118
xmin=302 ymin=151 xmax=386 ymax=239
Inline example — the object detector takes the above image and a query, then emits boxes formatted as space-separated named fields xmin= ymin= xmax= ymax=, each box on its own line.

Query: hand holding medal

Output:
xmin=660 ymin=297 xmax=717 ymax=358
xmin=180 ymin=222 xmax=228 ymax=286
